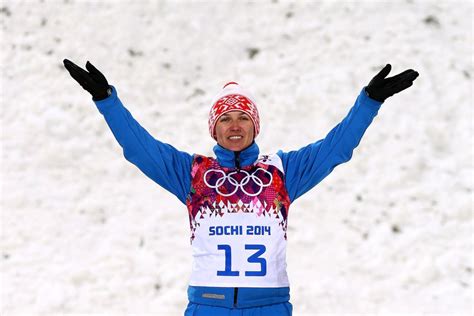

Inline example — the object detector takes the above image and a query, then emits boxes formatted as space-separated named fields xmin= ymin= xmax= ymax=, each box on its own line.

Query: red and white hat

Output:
xmin=208 ymin=82 xmax=260 ymax=140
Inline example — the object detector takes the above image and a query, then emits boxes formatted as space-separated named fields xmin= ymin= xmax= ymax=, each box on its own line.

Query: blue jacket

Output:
xmin=94 ymin=87 xmax=382 ymax=307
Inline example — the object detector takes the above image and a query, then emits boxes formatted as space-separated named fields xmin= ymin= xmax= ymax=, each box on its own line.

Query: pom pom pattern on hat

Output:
xmin=208 ymin=82 xmax=260 ymax=139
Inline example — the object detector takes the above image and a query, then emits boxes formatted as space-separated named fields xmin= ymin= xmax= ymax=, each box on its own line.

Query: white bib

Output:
xmin=186 ymin=154 xmax=291 ymax=288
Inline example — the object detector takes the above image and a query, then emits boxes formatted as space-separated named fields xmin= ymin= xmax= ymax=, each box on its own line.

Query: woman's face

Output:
xmin=214 ymin=111 xmax=255 ymax=152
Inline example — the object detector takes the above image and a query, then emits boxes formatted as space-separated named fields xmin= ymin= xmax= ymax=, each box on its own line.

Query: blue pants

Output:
xmin=184 ymin=302 xmax=293 ymax=316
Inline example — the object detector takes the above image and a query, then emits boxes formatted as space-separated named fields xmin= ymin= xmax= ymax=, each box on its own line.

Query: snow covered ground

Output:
xmin=1 ymin=0 xmax=472 ymax=315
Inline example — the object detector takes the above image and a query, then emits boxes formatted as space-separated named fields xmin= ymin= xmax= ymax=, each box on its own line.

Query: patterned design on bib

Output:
xmin=186 ymin=155 xmax=291 ymax=243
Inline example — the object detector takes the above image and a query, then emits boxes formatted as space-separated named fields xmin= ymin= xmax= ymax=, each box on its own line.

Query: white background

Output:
xmin=1 ymin=0 xmax=472 ymax=315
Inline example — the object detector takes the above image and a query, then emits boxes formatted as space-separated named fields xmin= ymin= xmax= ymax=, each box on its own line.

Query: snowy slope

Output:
xmin=1 ymin=0 xmax=472 ymax=315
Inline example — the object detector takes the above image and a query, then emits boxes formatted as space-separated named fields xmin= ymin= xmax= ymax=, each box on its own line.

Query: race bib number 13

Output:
xmin=217 ymin=244 xmax=267 ymax=277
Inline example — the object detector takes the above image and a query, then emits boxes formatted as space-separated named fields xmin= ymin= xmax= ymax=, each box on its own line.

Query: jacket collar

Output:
xmin=213 ymin=142 xmax=260 ymax=168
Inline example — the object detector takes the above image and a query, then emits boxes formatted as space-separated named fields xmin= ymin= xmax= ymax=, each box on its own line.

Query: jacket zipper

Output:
xmin=233 ymin=150 xmax=240 ymax=307
xmin=234 ymin=287 xmax=238 ymax=307
xmin=234 ymin=151 xmax=241 ymax=170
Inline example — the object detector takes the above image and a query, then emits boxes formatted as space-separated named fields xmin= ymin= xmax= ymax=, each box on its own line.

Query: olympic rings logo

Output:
xmin=203 ymin=168 xmax=273 ymax=197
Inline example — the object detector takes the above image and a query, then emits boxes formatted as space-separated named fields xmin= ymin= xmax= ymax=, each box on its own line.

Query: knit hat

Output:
xmin=208 ymin=82 xmax=260 ymax=140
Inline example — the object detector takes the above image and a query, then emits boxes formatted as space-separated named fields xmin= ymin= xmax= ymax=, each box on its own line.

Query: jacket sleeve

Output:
xmin=93 ymin=86 xmax=193 ymax=204
xmin=278 ymin=88 xmax=383 ymax=202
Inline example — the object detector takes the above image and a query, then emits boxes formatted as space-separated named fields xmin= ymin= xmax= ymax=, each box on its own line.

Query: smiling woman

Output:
xmin=62 ymin=58 xmax=418 ymax=316
xmin=214 ymin=111 xmax=255 ymax=152
xmin=207 ymin=82 xmax=261 ymax=157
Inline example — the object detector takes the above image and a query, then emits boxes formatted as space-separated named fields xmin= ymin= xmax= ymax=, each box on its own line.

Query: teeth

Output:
xmin=229 ymin=136 xmax=242 ymax=140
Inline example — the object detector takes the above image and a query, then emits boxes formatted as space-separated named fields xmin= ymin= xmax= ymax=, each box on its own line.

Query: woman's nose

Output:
xmin=229 ymin=121 xmax=241 ymax=130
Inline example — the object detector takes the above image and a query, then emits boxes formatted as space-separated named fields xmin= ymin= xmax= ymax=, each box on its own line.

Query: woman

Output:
xmin=63 ymin=59 xmax=418 ymax=315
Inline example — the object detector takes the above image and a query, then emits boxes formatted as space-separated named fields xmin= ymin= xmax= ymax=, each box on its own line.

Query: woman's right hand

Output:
xmin=63 ymin=59 xmax=112 ymax=101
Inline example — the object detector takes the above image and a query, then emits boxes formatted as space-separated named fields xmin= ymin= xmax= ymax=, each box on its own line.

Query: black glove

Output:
xmin=365 ymin=64 xmax=419 ymax=102
xmin=63 ymin=59 xmax=112 ymax=101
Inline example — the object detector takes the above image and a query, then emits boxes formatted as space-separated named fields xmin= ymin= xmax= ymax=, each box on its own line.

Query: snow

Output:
xmin=1 ymin=0 xmax=472 ymax=315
